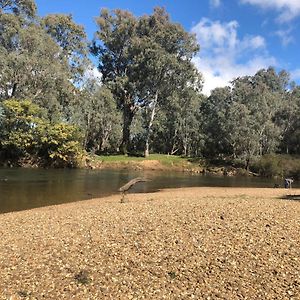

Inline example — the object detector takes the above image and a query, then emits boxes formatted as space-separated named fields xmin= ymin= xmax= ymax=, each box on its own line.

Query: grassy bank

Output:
xmin=85 ymin=153 xmax=300 ymax=178
xmin=86 ymin=154 xmax=204 ymax=172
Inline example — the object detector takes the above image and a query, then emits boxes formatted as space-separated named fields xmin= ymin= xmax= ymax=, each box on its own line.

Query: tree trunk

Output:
xmin=10 ymin=83 xmax=17 ymax=98
xmin=245 ymin=157 xmax=250 ymax=171
xmin=144 ymin=93 xmax=158 ymax=157
xmin=120 ymin=104 xmax=135 ymax=155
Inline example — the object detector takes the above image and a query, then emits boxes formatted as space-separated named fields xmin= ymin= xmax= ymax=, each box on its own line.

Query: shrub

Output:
xmin=251 ymin=155 xmax=283 ymax=178
xmin=251 ymin=154 xmax=300 ymax=179
xmin=40 ymin=123 xmax=83 ymax=167
xmin=0 ymin=99 xmax=83 ymax=167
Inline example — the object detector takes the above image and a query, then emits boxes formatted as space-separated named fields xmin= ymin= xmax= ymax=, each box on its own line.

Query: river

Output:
xmin=0 ymin=168 xmax=293 ymax=214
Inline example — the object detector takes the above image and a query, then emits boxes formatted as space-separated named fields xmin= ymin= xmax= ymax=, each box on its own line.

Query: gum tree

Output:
xmin=92 ymin=7 xmax=201 ymax=155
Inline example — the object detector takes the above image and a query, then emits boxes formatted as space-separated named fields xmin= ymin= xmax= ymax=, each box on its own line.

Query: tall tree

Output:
xmin=132 ymin=7 xmax=202 ymax=156
xmin=73 ymin=80 xmax=122 ymax=153
xmin=201 ymin=87 xmax=233 ymax=157
xmin=0 ymin=1 xmax=89 ymax=121
xmin=0 ymin=0 xmax=36 ymax=18
xmin=42 ymin=14 xmax=88 ymax=83
xmin=92 ymin=8 xmax=139 ymax=154
xmin=92 ymin=7 xmax=201 ymax=155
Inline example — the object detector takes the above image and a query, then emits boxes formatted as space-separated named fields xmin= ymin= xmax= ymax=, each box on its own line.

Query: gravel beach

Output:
xmin=1 ymin=187 xmax=299 ymax=299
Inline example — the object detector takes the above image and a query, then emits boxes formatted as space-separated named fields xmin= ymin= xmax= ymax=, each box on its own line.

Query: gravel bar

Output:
xmin=1 ymin=187 xmax=299 ymax=299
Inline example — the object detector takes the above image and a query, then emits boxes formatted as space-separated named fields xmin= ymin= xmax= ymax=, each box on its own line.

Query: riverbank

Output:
xmin=86 ymin=154 xmax=247 ymax=175
xmin=86 ymin=154 xmax=202 ymax=172
xmin=1 ymin=187 xmax=299 ymax=299
xmin=86 ymin=154 xmax=300 ymax=178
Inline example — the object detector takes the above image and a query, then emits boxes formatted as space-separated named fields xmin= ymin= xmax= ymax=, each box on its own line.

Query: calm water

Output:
xmin=0 ymin=168 xmax=293 ymax=214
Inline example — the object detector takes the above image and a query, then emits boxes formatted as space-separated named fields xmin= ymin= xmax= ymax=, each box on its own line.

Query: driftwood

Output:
xmin=119 ymin=177 xmax=148 ymax=203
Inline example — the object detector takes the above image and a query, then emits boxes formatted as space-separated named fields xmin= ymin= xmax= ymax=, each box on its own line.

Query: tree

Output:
xmin=73 ymin=80 xmax=122 ymax=153
xmin=152 ymin=88 xmax=203 ymax=156
xmin=132 ymin=8 xmax=202 ymax=156
xmin=201 ymin=68 xmax=290 ymax=168
xmin=0 ymin=99 xmax=83 ymax=166
xmin=92 ymin=8 xmax=139 ymax=154
xmin=0 ymin=99 xmax=45 ymax=158
xmin=0 ymin=1 xmax=89 ymax=121
xmin=92 ymin=7 xmax=201 ymax=155
xmin=277 ymin=86 xmax=300 ymax=154
xmin=232 ymin=68 xmax=285 ymax=157
xmin=0 ymin=0 xmax=36 ymax=18
xmin=42 ymin=13 xmax=88 ymax=83
xmin=201 ymin=87 xmax=233 ymax=157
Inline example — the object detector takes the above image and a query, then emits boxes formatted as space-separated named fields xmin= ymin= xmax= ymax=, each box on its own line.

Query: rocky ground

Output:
xmin=0 ymin=187 xmax=299 ymax=299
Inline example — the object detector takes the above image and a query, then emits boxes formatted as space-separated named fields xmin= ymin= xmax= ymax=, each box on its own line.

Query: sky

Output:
xmin=35 ymin=0 xmax=300 ymax=95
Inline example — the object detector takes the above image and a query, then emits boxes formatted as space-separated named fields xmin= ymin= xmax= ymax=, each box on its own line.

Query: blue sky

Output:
xmin=35 ymin=0 xmax=300 ymax=94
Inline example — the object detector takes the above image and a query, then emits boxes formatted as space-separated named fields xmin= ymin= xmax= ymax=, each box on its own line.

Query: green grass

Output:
xmin=92 ymin=154 xmax=190 ymax=166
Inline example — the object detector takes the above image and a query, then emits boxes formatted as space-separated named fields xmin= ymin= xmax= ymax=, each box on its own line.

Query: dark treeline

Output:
xmin=0 ymin=0 xmax=300 ymax=169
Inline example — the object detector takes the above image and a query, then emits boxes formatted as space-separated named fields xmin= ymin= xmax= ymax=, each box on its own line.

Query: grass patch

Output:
xmin=74 ymin=270 xmax=91 ymax=285
xmin=92 ymin=154 xmax=190 ymax=165
xmin=17 ymin=291 xmax=28 ymax=298
xmin=168 ymin=271 xmax=177 ymax=279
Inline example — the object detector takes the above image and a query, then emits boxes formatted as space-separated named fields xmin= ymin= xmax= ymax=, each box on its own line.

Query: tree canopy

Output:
xmin=1 ymin=0 xmax=300 ymax=170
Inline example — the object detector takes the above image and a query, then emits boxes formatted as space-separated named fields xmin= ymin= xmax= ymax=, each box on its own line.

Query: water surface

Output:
xmin=0 ymin=168 xmax=293 ymax=214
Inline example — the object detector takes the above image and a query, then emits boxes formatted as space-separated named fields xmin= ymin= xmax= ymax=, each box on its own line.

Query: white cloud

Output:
xmin=191 ymin=18 xmax=276 ymax=95
xmin=290 ymin=69 xmax=300 ymax=80
xmin=240 ymin=0 xmax=300 ymax=22
xmin=210 ymin=0 xmax=221 ymax=8
xmin=274 ymin=27 xmax=294 ymax=46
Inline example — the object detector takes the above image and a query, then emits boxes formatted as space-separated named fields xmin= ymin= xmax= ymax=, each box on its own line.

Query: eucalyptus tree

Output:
xmin=0 ymin=0 xmax=89 ymax=121
xmin=42 ymin=14 xmax=88 ymax=84
xmin=42 ymin=14 xmax=89 ymax=120
xmin=74 ymin=79 xmax=122 ymax=153
xmin=0 ymin=9 xmax=66 ymax=119
xmin=278 ymin=86 xmax=300 ymax=154
xmin=0 ymin=0 xmax=36 ymax=17
xmin=91 ymin=8 xmax=139 ymax=154
xmin=235 ymin=68 xmax=287 ymax=152
xmin=152 ymin=87 xmax=203 ymax=156
xmin=92 ymin=7 xmax=201 ymax=155
xmin=132 ymin=7 xmax=202 ymax=156
xmin=201 ymin=86 xmax=233 ymax=157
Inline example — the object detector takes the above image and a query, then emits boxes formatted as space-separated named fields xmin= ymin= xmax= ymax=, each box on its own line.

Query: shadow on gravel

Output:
xmin=280 ymin=194 xmax=300 ymax=201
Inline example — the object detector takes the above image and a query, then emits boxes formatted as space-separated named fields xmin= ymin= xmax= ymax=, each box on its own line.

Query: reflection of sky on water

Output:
xmin=0 ymin=168 xmax=296 ymax=214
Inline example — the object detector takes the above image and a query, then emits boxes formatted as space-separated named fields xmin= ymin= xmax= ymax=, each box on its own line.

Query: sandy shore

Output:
xmin=0 ymin=187 xmax=299 ymax=299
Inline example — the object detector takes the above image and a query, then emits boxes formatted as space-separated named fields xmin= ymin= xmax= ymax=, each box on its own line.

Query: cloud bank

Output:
xmin=191 ymin=18 xmax=276 ymax=95
xmin=240 ymin=0 xmax=300 ymax=22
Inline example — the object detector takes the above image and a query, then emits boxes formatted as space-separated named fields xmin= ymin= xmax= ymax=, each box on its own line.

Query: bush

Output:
xmin=0 ymin=99 xmax=83 ymax=167
xmin=40 ymin=123 xmax=83 ymax=167
xmin=251 ymin=155 xmax=283 ymax=178
xmin=251 ymin=154 xmax=300 ymax=179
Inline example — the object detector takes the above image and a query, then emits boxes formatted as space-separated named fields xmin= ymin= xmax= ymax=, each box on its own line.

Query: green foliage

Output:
xmin=1 ymin=1 xmax=300 ymax=168
xmin=251 ymin=155 xmax=284 ymax=178
xmin=0 ymin=99 xmax=83 ymax=167
xmin=42 ymin=13 xmax=88 ymax=83
xmin=0 ymin=0 xmax=37 ymax=18
xmin=251 ymin=155 xmax=300 ymax=179
xmin=0 ymin=99 xmax=44 ymax=156
xmin=0 ymin=1 xmax=89 ymax=121
xmin=92 ymin=7 xmax=201 ymax=154
xmin=40 ymin=123 xmax=83 ymax=167
xmin=201 ymin=67 xmax=298 ymax=168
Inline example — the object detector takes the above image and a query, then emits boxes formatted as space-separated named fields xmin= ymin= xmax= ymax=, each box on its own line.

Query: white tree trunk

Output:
xmin=144 ymin=93 xmax=158 ymax=157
